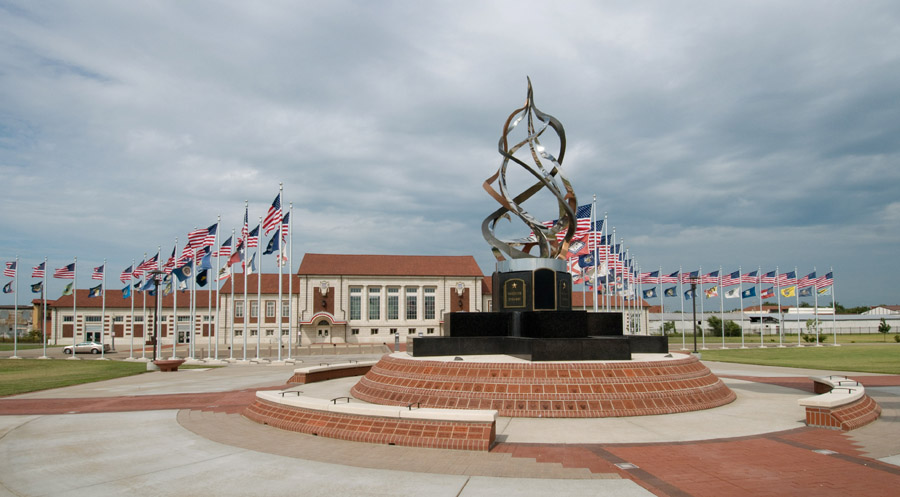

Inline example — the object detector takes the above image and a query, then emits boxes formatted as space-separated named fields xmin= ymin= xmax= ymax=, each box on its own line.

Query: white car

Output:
xmin=62 ymin=341 xmax=112 ymax=354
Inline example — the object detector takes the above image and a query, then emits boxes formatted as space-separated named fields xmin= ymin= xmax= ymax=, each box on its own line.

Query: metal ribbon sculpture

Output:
xmin=482 ymin=78 xmax=578 ymax=262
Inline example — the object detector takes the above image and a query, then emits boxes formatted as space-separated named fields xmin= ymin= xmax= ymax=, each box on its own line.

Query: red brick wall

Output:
xmin=804 ymin=395 xmax=881 ymax=431
xmin=351 ymin=354 xmax=736 ymax=418
xmin=244 ymin=398 xmax=494 ymax=451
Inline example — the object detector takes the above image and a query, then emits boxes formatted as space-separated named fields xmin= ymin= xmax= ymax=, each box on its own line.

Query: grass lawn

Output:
xmin=0 ymin=343 xmax=46 ymax=352
xmin=666 ymin=333 xmax=900 ymax=345
xmin=699 ymin=344 xmax=900 ymax=375
xmin=0 ymin=359 xmax=148 ymax=396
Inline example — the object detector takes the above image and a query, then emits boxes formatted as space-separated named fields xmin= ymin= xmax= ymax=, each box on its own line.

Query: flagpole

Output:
xmin=658 ymin=266 xmax=663 ymax=336
xmin=256 ymin=215 xmax=262 ymax=360
xmin=830 ymin=267 xmax=837 ymax=346
xmin=212 ymin=216 xmax=220 ymax=360
xmin=719 ymin=266 xmax=725 ymax=349
xmin=795 ymin=266 xmax=801 ymax=346
xmin=41 ymin=257 xmax=48 ymax=358
xmin=591 ymin=196 xmax=598 ymax=313
xmin=100 ymin=259 xmax=107 ymax=359
xmin=12 ymin=256 xmax=18 ymax=358
xmin=155 ymin=247 xmax=161 ymax=360
xmin=611 ymin=227 xmax=617 ymax=313
xmin=739 ymin=266 xmax=745 ymax=348
xmin=288 ymin=202 xmax=294 ymax=359
xmin=71 ymin=256 xmax=78 ymax=359
xmin=171 ymin=239 xmax=178 ymax=359
xmin=129 ymin=259 xmax=135 ymax=359
xmin=776 ymin=266 xmax=783 ymax=348
xmin=758 ymin=266 xmax=764 ymax=348
xmin=813 ymin=266 xmax=820 ymax=346
xmin=699 ymin=265 xmax=706 ymax=350
xmin=190 ymin=247 xmax=196 ymax=360
xmin=679 ymin=265 xmax=685 ymax=350
xmin=230 ymin=229 xmax=235 ymax=360
xmin=277 ymin=195 xmax=284 ymax=362
xmin=603 ymin=213 xmax=608 ymax=312
xmin=141 ymin=253 xmax=148 ymax=360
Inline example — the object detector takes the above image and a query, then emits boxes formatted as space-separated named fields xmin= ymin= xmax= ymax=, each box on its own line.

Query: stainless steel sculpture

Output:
xmin=482 ymin=78 xmax=578 ymax=262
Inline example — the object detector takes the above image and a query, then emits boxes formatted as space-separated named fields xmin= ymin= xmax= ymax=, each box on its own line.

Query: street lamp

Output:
xmin=148 ymin=269 xmax=165 ymax=362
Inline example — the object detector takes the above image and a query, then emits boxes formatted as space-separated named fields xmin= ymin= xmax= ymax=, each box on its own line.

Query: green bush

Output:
xmin=706 ymin=316 xmax=742 ymax=337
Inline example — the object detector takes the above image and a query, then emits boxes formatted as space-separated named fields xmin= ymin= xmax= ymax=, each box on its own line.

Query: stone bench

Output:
xmin=287 ymin=360 xmax=379 ymax=384
xmin=244 ymin=390 xmax=497 ymax=451
xmin=798 ymin=376 xmax=881 ymax=431
xmin=153 ymin=359 xmax=186 ymax=372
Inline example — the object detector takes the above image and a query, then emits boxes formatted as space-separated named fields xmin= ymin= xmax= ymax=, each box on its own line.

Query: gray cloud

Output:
xmin=1 ymin=1 xmax=898 ymax=307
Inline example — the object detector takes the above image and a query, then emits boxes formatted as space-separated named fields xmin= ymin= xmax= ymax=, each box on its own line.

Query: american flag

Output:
xmin=195 ymin=245 xmax=210 ymax=262
xmin=760 ymin=271 xmax=777 ymax=284
xmin=281 ymin=212 xmax=290 ymax=242
xmin=538 ymin=204 xmax=594 ymax=242
xmin=701 ymin=270 xmax=719 ymax=284
xmin=797 ymin=271 xmax=817 ymax=288
xmin=177 ymin=243 xmax=194 ymax=265
xmin=814 ymin=271 xmax=833 ymax=289
xmin=741 ymin=270 xmax=758 ymax=284
xmin=246 ymin=224 xmax=260 ymax=248
xmin=203 ymin=223 xmax=218 ymax=247
xmin=120 ymin=265 xmax=133 ymax=284
xmin=681 ymin=270 xmax=699 ymax=284
xmin=638 ymin=271 xmax=659 ymax=284
xmin=215 ymin=236 xmax=233 ymax=258
xmin=163 ymin=247 xmax=176 ymax=274
xmin=32 ymin=262 xmax=45 ymax=278
xmin=54 ymin=263 xmax=76 ymax=279
xmin=187 ymin=227 xmax=208 ymax=247
xmin=720 ymin=270 xmax=741 ymax=287
xmin=262 ymin=193 xmax=283 ymax=235
xmin=135 ymin=253 xmax=159 ymax=278
xmin=3 ymin=261 xmax=16 ymax=277
xmin=91 ymin=264 xmax=104 ymax=280
xmin=761 ymin=287 xmax=775 ymax=299
xmin=241 ymin=206 xmax=249 ymax=242
xmin=659 ymin=270 xmax=680 ymax=284
xmin=777 ymin=271 xmax=797 ymax=286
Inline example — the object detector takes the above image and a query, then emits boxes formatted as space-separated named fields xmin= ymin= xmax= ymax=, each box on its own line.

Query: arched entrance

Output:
xmin=315 ymin=319 xmax=331 ymax=343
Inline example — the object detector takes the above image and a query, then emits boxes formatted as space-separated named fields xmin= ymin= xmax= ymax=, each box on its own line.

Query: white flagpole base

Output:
xmin=66 ymin=356 xmax=82 ymax=360
xmin=37 ymin=356 xmax=51 ymax=360
xmin=8 ymin=355 xmax=22 ymax=360
xmin=94 ymin=357 xmax=111 ymax=361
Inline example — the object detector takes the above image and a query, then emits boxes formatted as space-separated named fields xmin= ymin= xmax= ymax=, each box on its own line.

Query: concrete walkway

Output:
xmin=1 ymin=354 xmax=899 ymax=496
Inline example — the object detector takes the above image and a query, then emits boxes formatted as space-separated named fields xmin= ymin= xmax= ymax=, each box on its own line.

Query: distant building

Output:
xmin=0 ymin=305 xmax=32 ymax=338
xmin=862 ymin=306 xmax=900 ymax=315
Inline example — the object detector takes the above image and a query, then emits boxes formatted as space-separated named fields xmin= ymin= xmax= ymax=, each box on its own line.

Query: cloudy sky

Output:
xmin=1 ymin=1 xmax=898 ymax=309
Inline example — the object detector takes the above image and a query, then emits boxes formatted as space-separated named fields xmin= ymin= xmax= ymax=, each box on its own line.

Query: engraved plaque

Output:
xmin=504 ymin=278 xmax=526 ymax=308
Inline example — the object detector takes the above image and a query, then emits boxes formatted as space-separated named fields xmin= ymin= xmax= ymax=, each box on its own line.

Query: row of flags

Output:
xmin=637 ymin=270 xmax=836 ymax=301
xmin=2 ymin=191 xmax=288 ymax=299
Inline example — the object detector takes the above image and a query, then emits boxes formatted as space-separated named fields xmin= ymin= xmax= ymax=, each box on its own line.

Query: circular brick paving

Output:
xmin=351 ymin=353 xmax=736 ymax=418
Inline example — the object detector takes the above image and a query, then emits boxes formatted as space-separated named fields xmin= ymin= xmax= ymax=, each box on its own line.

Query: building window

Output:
xmin=368 ymin=287 xmax=381 ymax=320
xmin=349 ymin=287 xmax=362 ymax=320
xmin=406 ymin=287 xmax=417 ymax=320
xmin=370 ymin=328 xmax=379 ymax=335
xmin=426 ymin=327 xmax=435 ymax=334
xmin=265 ymin=329 xmax=274 ymax=336
xmin=387 ymin=287 xmax=399 ymax=320
xmin=351 ymin=328 xmax=360 ymax=335
xmin=235 ymin=330 xmax=243 ymax=336
xmin=113 ymin=316 xmax=124 ymax=323
xmin=266 ymin=301 xmax=276 ymax=318
xmin=408 ymin=328 xmax=416 ymax=334
xmin=177 ymin=316 xmax=191 ymax=322
xmin=424 ymin=287 xmax=436 ymax=320
xmin=389 ymin=328 xmax=397 ymax=335
xmin=63 ymin=316 xmax=73 ymax=322
xmin=134 ymin=316 xmax=143 ymax=322
xmin=250 ymin=301 xmax=259 ymax=318
xmin=202 ymin=315 xmax=211 ymax=322
xmin=235 ymin=301 xmax=244 ymax=318
xmin=281 ymin=300 xmax=289 ymax=318
xmin=281 ymin=329 xmax=289 ymax=336
xmin=250 ymin=329 xmax=258 ymax=336
xmin=85 ymin=316 xmax=102 ymax=323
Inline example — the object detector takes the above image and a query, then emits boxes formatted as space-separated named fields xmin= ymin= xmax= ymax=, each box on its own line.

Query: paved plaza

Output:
xmin=1 ymin=350 xmax=898 ymax=496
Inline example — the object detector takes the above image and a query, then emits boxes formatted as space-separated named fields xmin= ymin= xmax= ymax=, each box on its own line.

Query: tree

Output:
xmin=878 ymin=318 xmax=891 ymax=342
xmin=663 ymin=321 xmax=676 ymax=335
xmin=706 ymin=316 xmax=742 ymax=337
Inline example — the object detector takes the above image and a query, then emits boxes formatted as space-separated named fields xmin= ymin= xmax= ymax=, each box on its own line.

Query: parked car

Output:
xmin=62 ymin=341 xmax=111 ymax=354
